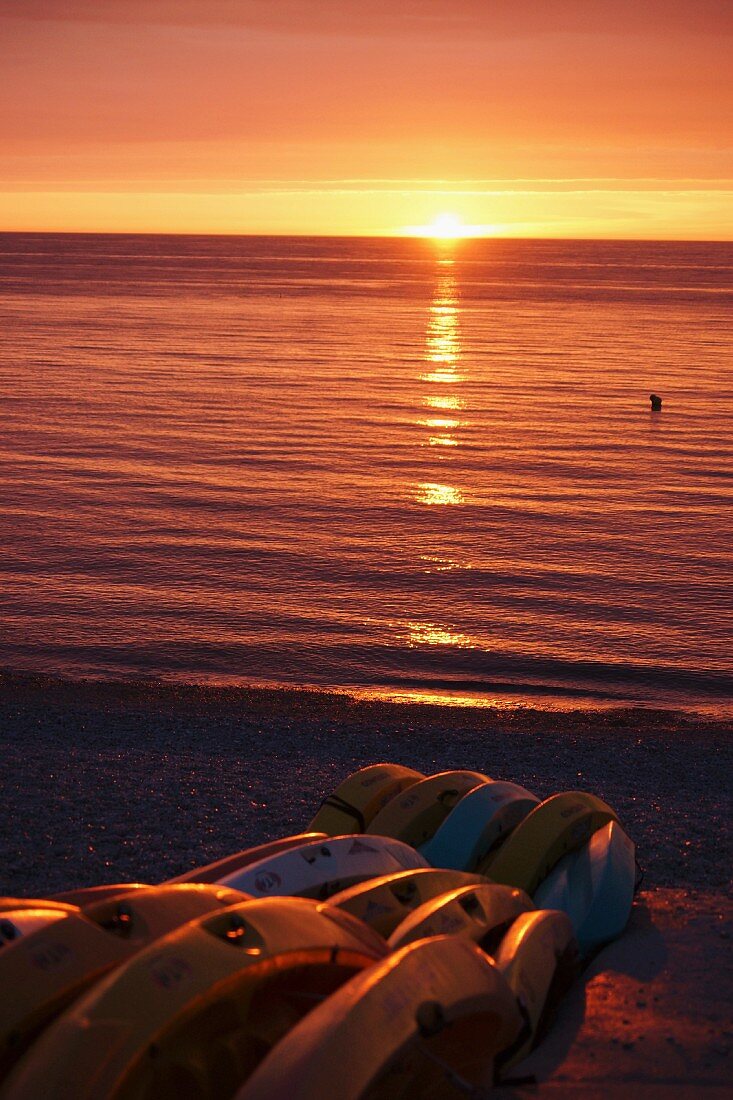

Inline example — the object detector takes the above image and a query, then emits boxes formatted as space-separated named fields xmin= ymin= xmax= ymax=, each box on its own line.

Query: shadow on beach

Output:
xmin=495 ymin=890 xmax=730 ymax=1096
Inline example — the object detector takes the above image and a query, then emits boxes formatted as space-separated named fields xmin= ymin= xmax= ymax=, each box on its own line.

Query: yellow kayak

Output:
xmin=367 ymin=770 xmax=490 ymax=848
xmin=0 ymin=882 xmax=246 ymax=1081
xmin=330 ymin=867 xmax=487 ymax=937
xmin=0 ymin=905 xmax=74 ymax=949
xmin=494 ymin=908 xmax=580 ymax=1068
xmin=3 ymin=897 xmax=387 ymax=1100
xmin=237 ymin=935 xmax=523 ymax=1100
xmin=388 ymin=882 xmax=533 ymax=953
xmin=48 ymin=884 xmax=150 ymax=906
xmin=0 ymin=898 xmax=76 ymax=915
xmin=480 ymin=791 xmax=619 ymax=895
xmin=308 ymin=764 xmax=424 ymax=835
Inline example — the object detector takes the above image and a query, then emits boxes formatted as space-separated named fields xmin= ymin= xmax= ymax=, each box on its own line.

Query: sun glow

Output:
xmin=404 ymin=213 xmax=498 ymax=239
xmin=430 ymin=213 xmax=464 ymax=239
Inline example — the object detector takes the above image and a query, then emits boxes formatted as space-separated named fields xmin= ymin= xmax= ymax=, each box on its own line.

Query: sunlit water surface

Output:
xmin=1 ymin=234 xmax=731 ymax=714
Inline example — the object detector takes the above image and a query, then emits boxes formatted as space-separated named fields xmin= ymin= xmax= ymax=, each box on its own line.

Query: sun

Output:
xmin=402 ymin=212 xmax=496 ymax=239
xmin=429 ymin=213 xmax=464 ymax=239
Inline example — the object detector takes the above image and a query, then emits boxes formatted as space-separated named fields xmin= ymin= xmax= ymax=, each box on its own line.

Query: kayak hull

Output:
xmin=218 ymin=834 xmax=428 ymax=900
xmin=533 ymin=821 xmax=636 ymax=955
xmin=421 ymin=781 xmax=539 ymax=871
xmin=237 ymin=935 xmax=523 ymax=1100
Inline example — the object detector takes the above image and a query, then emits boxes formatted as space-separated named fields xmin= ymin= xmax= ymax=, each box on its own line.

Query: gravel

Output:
xmin=2 ymin=674 xmax=731 ymax=898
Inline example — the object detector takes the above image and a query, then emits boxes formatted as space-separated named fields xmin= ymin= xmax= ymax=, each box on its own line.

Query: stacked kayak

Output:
xmin=0 ymin=762 xmax=637 ymax=1098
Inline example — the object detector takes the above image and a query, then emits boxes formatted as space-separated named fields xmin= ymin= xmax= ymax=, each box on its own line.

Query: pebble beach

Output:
xmin=2 ymin=672 xmax=732 ymax=1094
xmin=3 ymin=673 xmax=730 ymax=897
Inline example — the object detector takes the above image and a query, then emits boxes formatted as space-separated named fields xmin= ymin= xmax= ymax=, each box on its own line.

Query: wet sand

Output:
xmin=2 ymin=673 xmax=731 ymax=1092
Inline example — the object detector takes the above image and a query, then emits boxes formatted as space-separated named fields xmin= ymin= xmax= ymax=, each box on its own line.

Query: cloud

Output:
xmin=1 ymin=0 xmax=730 ymax=38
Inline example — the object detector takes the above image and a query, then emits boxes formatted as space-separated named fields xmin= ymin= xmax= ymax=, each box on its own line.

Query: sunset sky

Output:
xmin=1 ymin=0 xmax=731 ymax=237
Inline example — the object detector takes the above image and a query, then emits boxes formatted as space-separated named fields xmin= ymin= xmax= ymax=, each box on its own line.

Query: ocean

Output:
xmin=0 ymin=233 xmax=731 ymax=714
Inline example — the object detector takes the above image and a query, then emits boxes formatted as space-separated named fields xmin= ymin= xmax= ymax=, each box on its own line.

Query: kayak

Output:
xmin=168 ymin=832 xmax=328 ymax=884
xmin=368 ymin=770 xmax=490 ymax=848
xmin=3 ymin=897 xmax=386 ymax=1100
xmin=480 ymin=791 xmax=619 ymax=895
xmin=494 ymin=908 xmax=580 ymax=1068
xmin=309 ymin=763 xmax=424 ymax=835
xmin=421 ymin=780 xmax=539 ymax=871
xmin=236 ymin=935 xmax=523 ymax=1100
xmin=0 ymin=906 xmax=70 ymax=948
xmin=330 ymin=867 xmax=487 ymax=937
xmin=388 ymin=882 xmax=533 ymax=953
xmin=533 ymin=820 xmax=636 ymax=955
xmin=0 ymin=882 xmax=246 ymax=1080
xmin=49 ymin=883 xmax=150 ymax=907
xmin=218 ymin=834 xmax=428 ymax=899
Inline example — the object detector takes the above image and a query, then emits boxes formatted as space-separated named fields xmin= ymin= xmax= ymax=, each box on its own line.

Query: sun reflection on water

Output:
xmin=413 ymin=260 xmax=465 ymax=502
xmin=424 ymin=286 xmax=460 ymax=369
xmin=425 ymin=394 xmax=464 ymax=411
xmin=421 ymin=417 xmax=459 ymax=429
xmin=419 ymin=554 xmax=472 ymax=573
xmin=421 ymin=369 xmax=464 ymax=384
xmin=407 ymin=621 xmax=476 ymax=648
xmin=416 ymin=482 xmax=463 ymax=505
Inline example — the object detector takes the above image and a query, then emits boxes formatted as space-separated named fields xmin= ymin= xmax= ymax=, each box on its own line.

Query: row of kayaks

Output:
xmin=0 ymin=763 xmax=637 ymax=1098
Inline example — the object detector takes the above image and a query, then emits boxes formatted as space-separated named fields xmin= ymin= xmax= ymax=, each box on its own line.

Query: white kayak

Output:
xmin=218 ymin=834 xmax=429 ymax=899
xmin=421 ymin=781 xmax=539 ymax=871
xmin=532 ymin=820 xmax=636 ymax=955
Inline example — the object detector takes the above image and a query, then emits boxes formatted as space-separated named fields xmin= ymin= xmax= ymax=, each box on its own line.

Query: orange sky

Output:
xmin=1 ymin=0 xmax=731 ymax=237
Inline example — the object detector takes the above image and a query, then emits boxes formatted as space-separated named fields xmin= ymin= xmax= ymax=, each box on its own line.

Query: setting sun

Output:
xmin=430 ymin=213 xmax=464 ymax=239
xmin=403 ymin=213 xmax=499 ymax=239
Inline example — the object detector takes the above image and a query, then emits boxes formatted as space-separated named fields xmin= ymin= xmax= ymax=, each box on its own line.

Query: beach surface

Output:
xmin=2 ymin=673 xmax=731 ymax=1092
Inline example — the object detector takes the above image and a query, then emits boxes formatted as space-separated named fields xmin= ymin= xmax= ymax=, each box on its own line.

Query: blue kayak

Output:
xmin=420 ymin=780 xmax=539 ymax=872
xmin=533 ymin=820 xmax=636 ymax=955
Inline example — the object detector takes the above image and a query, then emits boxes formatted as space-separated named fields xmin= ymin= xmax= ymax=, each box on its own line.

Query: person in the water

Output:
xmin=650 ymin=393 xmax=662 ymax=411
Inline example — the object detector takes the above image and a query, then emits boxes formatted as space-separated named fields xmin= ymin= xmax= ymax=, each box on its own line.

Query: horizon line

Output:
xmin=1 ymin=228 xmax=731 ymax=244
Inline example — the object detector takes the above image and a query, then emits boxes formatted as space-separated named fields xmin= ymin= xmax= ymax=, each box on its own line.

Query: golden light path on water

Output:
xmin=406 ymin=622 xmax=476 ymax=649
xmin=415 ymin=483 xmax=463 ymax=506
xmin=420 ymin=253 xmax=464 ymax=451
xmin=410 ymin=248 xmax=474 ymax=652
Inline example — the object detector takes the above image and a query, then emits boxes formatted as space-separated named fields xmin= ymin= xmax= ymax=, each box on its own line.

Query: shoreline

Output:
xmin=2 ymin=665 xmax=731 ymax=721
xmin=3 ymin=668 xmax=731 ymax=723
xmin=2 ymin=671 xmax=730 ymax=898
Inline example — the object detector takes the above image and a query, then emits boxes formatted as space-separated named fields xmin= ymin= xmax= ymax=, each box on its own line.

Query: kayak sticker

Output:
xmin=363 ymin=900 xmax=394 ymax=921
xmin=29 ymin=941 xmax=74 ymax=971
xmin=301 ymin=845 xmax=332 ymax=865
xmin=348 ymin=839 xmax=380 ymax=856
xmin=254 ymin=872 xmax=282 ymax=893
xmin=149 ymin=954 xmax=193 ymax=991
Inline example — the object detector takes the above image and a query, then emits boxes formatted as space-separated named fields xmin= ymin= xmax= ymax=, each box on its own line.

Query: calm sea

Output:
xmin=1 ymin=233 xmax=731 ymax=714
